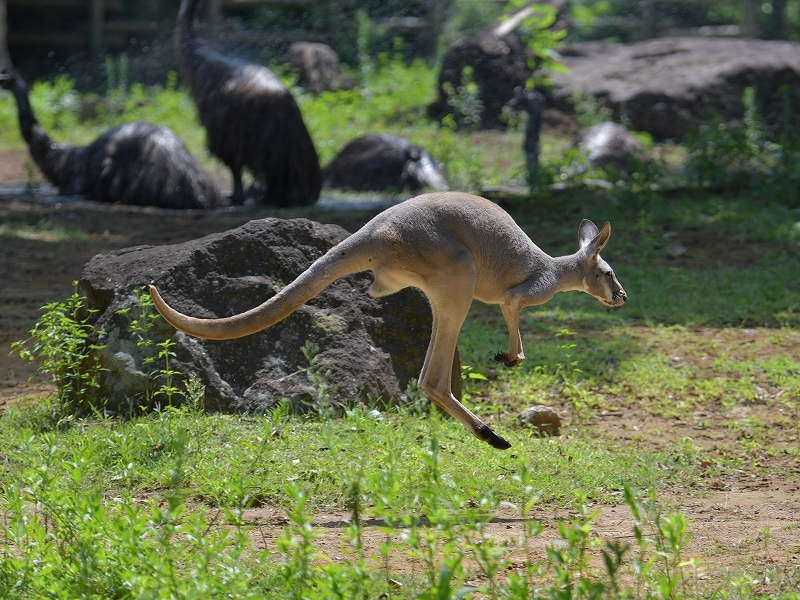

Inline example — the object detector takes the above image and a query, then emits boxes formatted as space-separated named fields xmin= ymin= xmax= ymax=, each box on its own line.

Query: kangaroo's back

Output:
xmin=362 ymin=192 xmax=550 ymax=299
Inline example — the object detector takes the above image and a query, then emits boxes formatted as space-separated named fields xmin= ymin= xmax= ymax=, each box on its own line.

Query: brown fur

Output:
xmin=151 ymin=192 xmax=627 ymax=448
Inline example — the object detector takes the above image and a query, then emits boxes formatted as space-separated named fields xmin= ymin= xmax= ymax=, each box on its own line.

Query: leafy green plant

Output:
xmin=504 ymin=0 xmax=568 ymax=87
xmin=546 ymin=495 xmax=604 ymax=599
xmin=683 ymin=87 xmax=800 ymax=206
xmin=571 ymin=92 xmax=614 ymax=130
xmin=118 ymin=287 xmax=188 ymax=411
xmin=442 ymin=66 xmax=484 ymax=129
xmin=625 ymin=484 xmax=696 ymax=599
xmin=299 ymin=340 xmax=339 ymax=419
xmin=276 ymin=481 xmax=321 ymax=599
xmin=11 ymin=283 xmax=104 ymax=413
xmin=0 ymin=429 xmax=259 ymax=598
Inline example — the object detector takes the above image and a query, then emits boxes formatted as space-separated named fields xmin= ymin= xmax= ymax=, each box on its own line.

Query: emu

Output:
xmin=177 ymin=0 xmax=321 ymax=207
xmin=0 ymin=68 xmax=225 ymax=209
xmin=322 ymin=134 xmax=449 ymax=193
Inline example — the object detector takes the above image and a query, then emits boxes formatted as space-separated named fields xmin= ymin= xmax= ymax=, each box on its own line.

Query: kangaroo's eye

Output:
xmin=605 ymin=271 xmax=613 ymax=278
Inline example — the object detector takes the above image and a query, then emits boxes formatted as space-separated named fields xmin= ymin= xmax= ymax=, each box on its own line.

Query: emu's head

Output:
xmin=506 ymin=86 xmax=545 ymax=116
xmin=0 ymin=68 xmax=16 ymax=91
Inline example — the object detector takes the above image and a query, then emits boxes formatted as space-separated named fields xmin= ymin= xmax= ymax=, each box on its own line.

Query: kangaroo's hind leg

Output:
xmin=418 ymin=272 xmax=511 ymax=450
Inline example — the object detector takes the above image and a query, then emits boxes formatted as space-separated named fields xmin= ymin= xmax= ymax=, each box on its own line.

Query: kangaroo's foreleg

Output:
xmin=418 ymin=273 xmax=511 ymax=450
xmin=494 ymin=300 xmax=525 ymax=367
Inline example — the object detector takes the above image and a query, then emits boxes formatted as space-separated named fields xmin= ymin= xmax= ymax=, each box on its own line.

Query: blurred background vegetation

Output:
xmin=2 ymin=0 xmax=800 ymax=208
xmin=4 ymin=0 xmax=800 ymax=89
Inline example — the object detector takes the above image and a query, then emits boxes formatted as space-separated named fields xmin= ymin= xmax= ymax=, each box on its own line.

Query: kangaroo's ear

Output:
xmin=581 ymin=222 xmax=611 ymax=259
xmin=578 ymin=219 xmax=599 ymax=248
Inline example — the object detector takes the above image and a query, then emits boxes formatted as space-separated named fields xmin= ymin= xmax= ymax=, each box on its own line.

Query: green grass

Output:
xmin=0 ymin=400 xmax=692 ymax=598
xmin=0 ymin=403 xmax=670 ymax=511
xmin=2 ymin=57 xmax=800 ymax=597
xmin=0 ymin=58 xmax=526 ymax=193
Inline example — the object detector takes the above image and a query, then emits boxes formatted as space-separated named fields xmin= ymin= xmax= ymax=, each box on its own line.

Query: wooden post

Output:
xmin=328 ymin=0 xmax=344 ymax=55
xmin=426 ymin=0 xmax=446 ymax=57
xmin=90 ymin=0 xmax=104 ymax=57
xmin=0 ymin=0 xmax=10 ymax=70
xmin=641 ymin=0 xmax=657 ymax=40
xmin=742 ymin=0 xmax=760 ymax=38
xmin=773 ymin=0 xmax=787 ymax=39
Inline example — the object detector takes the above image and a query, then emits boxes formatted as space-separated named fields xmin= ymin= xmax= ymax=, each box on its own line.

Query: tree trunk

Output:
xmin=773 ymin=0 xmax=787 ymax=39
xmin=90 ymin=0 xmax=104 ymax=58
xmin=641 ymin=0 xmax=657 ymax=40
xmin=0 ymin=0 xmax=11 ymax=70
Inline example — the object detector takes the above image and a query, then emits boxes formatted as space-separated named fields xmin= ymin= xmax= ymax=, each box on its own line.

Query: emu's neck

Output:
xmin=178 ymin=0 xmax=201 ymax=29
xmin=10 ymin=79 xmax=46 ymax=147
xmin=177 ymin=0 xmax=207 ymax=84
xmin=177 ymin=0 xmax=204 ymax=50
xmin=9 ymin=80 xmax=70 ymax=188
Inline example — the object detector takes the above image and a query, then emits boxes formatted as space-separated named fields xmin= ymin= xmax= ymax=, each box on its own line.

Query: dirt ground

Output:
xmin=0 ymin=153 xmax=798 ymax=591
xmin=246 ymin=490 xmax=799 ymax=591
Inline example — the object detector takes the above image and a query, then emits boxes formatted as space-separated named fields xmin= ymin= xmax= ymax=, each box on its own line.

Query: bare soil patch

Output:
xmin=243 ymin=490 xmax=799 ymax=592
xmin=1 ymin=174 xmax=798 ymax=588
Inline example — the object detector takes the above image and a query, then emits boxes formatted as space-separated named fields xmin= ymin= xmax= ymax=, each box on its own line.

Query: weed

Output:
xmin=117 ymin=287 xmax=189 ymax=411
xmin=299 ymin=340 xmax=338 ymax=418
xmin=11 ymin=283 xmax=104 ymax=414
xmin=442 ymin=66 xmax=484 ymax=129
xmin=275 ymin=481 xmax=321 ymax=599
xmin=571 ymin=92 xmax=614 ymax=130
xmin=683 ymin=87 xmax=800 ymax=206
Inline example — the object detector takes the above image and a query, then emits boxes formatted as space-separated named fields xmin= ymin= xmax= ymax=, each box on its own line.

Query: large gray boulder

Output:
xmin=550 ymin=37 xmax=800 ymax=140
xmin=79 ymin=217 xmax=460 ymax=414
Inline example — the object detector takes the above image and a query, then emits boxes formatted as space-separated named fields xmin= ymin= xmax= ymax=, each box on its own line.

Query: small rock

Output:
xmin=517 ymin=405 xmax=561 ymax=436
xmin=665 ymin=243 xmax=687 ymax=259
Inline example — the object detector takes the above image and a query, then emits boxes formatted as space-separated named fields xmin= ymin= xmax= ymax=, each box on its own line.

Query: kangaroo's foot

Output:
xmin=494 ymin=351 xmax=524 ymax=367
xmin=477 ymin=423 xmax=512 ymax=449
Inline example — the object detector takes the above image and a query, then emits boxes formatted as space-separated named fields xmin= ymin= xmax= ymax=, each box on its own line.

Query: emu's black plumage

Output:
xmin=177 ymin=0 xmax=321 ymax=207
xmin=322 ymin=134 xmax=448 ymax=194
xmin=0 ymin=69 xmax=225 ymax=209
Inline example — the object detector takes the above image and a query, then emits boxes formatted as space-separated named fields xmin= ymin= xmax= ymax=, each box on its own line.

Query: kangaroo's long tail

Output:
xmin=150 ymin=236 xmax=370 ymax=340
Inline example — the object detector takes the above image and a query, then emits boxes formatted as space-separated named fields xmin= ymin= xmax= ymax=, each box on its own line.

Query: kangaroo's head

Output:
xmin=578 ymin=219 xmax=627 ymax=307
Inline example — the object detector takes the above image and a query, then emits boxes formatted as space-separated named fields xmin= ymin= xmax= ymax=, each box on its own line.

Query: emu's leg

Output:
xmin=230 ymin=166 xmax=244 ymax=205
xmin=494 ymin=301 xmax=524 ymax=367
xmin=419 ymin=274 xmax=511 ymax=450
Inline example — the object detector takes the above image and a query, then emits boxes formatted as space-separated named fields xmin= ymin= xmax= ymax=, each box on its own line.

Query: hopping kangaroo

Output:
xmin=150 ymin=192 xmax=627 ymax=449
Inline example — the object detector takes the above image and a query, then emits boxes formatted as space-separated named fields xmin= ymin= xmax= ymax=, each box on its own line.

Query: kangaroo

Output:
xmin=150 ymin=191 xmax=627 ymax=449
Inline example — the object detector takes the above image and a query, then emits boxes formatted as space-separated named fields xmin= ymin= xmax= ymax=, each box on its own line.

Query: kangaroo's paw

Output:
xmin=477 ymin=423 xmax=512 ymax=450
xmin=493 ymin=352 xmax=524 ymax=368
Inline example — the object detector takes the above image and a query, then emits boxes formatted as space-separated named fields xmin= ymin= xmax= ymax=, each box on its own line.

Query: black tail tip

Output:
xmin=486 ymin=429 xmax=512 ymax=450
